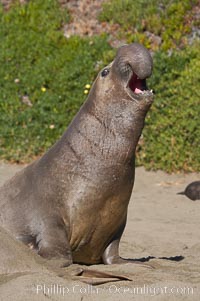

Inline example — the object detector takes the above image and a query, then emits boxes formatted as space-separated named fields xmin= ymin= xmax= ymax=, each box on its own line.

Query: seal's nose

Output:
xmin=114 ymin=42 xmax=153 ymax=80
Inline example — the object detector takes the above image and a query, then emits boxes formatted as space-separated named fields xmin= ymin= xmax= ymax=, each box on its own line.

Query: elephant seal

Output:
xmin=0 ymin=43 xmax=153 ymax=266
xmin=177 ymin=181 xmax=200 ymax=201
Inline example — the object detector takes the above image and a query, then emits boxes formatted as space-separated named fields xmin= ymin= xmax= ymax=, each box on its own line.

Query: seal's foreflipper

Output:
xmin=72 ymin=268 xmax=132 ymax=285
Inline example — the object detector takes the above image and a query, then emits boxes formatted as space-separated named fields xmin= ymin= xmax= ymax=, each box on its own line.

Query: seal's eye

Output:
xmin=101 ymin=68 xmax=110 ymax=77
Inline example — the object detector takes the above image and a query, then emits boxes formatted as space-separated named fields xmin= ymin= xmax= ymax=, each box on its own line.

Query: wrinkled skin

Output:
xmin=0 ymin=43 xmax=154 ymax=266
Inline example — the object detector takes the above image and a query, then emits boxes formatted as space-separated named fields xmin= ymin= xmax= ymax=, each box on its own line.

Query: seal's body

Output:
xmin=0 ymin=43 xmax=154 ymax=266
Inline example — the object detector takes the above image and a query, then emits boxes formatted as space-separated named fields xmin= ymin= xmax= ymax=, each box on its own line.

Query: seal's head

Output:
xmin=113 ymin=42 xmax=153 ymax=104
xmin=87 ymin=42 xmax=154 ymax=144
xmin=90 ymin=42 xmax=153 ymax=107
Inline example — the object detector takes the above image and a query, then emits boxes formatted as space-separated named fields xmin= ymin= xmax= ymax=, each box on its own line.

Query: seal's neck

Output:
xmin=39 ymin=93 xmax=148 ymax=169
xmin=67 ymin=99 xmax=146 ymax=165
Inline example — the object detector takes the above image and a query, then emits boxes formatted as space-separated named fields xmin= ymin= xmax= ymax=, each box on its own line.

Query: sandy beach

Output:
xmin=0 ymin=162 xmax=199 ymax=301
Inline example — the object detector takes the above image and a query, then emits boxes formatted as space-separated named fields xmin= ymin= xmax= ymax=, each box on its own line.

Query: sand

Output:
xmin=0 ymin=162 xmax=199 ymax=301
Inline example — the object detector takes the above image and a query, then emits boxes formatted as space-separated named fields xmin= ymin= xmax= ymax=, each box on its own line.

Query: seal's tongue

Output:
xmin=134 ymin=88 xmax=142 ymax=94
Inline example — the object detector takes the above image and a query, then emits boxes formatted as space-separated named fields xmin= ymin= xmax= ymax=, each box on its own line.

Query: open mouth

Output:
xmin=127 ymin=72 xmax=153 ymax=98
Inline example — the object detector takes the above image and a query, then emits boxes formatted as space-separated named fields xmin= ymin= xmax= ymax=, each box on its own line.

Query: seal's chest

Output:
xmin=70 ymin=194 xmax=128 ymax=264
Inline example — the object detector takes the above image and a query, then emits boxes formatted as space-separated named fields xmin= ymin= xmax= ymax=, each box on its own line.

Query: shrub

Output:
xmin=0 ymin=0 xmax=199 ymax=173
xmin=0 ymin=0 xmax=112 ymax=162
xmin=99 ymin=0 xmax=199 ymax=51
xmin=137 ymin=42 xmax=200 ymax=172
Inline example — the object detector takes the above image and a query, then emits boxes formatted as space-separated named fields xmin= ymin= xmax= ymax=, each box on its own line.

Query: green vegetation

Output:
xmin=138 ymin=42 xmax=200 ymax=172
xmin=0 ymin=0 xmax=199 ymax=172
xmin=0 ymin=0 xmax=112 ymax=162
xmin=100 ymin=0 xmax=199 ymax=51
